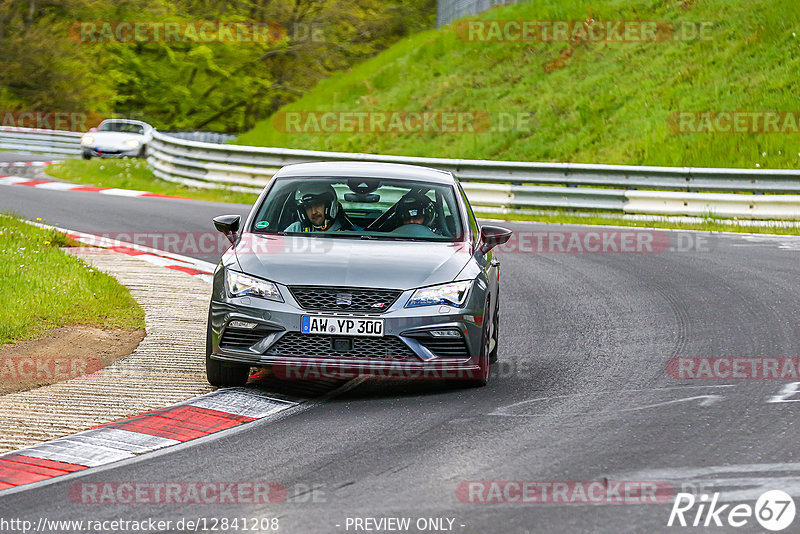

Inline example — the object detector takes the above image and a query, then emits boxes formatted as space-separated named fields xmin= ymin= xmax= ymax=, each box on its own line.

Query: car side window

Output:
xmin=458 ymin=183 xmax=479 ymax=244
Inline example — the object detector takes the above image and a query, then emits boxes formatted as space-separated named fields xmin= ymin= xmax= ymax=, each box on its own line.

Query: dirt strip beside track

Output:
xmin=0 ymin=247 xmax=212 ymax=453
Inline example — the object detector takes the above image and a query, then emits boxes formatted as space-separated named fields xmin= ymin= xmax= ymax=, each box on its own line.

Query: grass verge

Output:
xmin=0 ymin=214 xmax=145 ymax=345
xmin=235 ymin=0 xmax=800 ymax=169
xmin=45 ymin=158 xmax=260 ymax=205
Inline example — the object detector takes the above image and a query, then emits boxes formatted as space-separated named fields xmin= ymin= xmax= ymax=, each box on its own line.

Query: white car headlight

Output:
xmin=81 ymin=135 xmax=94 ymax=145
xmin=406 ymin=280 xmax=473 ymax=308
xmin=123 ymin=138 xmax=141 ymax=148
xmin=226 ymin=271 xmax=283 ymax=302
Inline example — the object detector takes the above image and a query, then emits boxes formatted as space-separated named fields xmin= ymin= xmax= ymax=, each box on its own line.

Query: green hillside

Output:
xmin=235 ymin=0 xmax=800 ymax=169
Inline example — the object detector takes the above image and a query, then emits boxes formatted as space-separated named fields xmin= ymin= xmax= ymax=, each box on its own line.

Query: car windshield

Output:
xmin=98 ymin=121 xmax=144 ymax=135
xmin=251 ymin=176 xmax=464 ymax=242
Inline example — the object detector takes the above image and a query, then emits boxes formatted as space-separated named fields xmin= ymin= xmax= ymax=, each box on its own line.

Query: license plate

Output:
xmin=301 ymin=315 xmax=384 ymax=337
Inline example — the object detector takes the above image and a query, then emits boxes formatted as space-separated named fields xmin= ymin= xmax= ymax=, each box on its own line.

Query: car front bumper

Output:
xmin=208 ymin=276 xmax=488 ymax=379
xmin=83 ymin=146 xmax=142 ymax=158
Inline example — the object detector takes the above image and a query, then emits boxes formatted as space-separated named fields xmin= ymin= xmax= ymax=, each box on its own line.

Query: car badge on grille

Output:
xmin=336 ymin=292 xmax=352 ymax=306
xmin=371 ymin=302 xmax=385 ymax=308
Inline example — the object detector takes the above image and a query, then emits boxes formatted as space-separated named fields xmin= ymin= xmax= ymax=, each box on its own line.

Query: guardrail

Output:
xmin=436 ymin=0 xmax=523 ymax=28
xmin=0 ymin=126 xmax=82 ymax=155
xmin=147 ymin=130 xmax=800 ymax=219
xmin=0 ymin=126 xmax=235 ymax=156
xmin=3 ymin=125 xmax=798 ymax=219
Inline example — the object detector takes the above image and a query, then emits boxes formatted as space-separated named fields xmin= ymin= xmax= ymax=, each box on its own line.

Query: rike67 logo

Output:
xmin=667 ymin=490 xmax=796 ymax=531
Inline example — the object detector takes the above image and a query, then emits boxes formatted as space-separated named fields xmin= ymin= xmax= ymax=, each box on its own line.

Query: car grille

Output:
xmin=406 ymin=331 xmax=470 ymax=359
xmin=416 ymin=337 xmax=470 ymax=359
xmin=266 ymin=333 xmax=418 ymax=361
xmin=220 ymin=326 xmax=273 ymax=350
xmin=288 ymin=286 xmax=402 ymax=314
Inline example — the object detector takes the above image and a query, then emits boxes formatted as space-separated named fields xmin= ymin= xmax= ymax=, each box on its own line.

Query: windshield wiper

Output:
xmin=367 ymin=236 xmax=440 ymax=242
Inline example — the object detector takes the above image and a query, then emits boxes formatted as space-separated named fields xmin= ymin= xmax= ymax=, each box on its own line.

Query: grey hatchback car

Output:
xmin=207 ymin=161 xmax=511 ymax=387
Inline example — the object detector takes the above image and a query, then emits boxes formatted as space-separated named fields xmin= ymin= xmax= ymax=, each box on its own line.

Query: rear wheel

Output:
xmin=205 ymin=314 xmax=249 ymax=387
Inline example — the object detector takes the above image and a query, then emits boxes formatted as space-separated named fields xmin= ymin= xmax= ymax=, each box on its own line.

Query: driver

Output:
xmin=394 ymin=193 xmax=437 ymax=236
xmin=397 ymin=193 xmax=431 ymax=225
xmin=285 ymin=181 xmax=353 ymax=232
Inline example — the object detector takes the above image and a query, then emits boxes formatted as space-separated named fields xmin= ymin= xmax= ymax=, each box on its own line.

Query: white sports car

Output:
xmin=81 ymin=119 xmax=153 ymax=159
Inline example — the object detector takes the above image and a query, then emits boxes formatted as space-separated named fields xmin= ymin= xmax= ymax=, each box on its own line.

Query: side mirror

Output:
xmin=478 ymin=225 xmax=512 ymax=255
xmin=89 ymin=127 xmax=97 ymax=133
xmin=213 ymin=215 xmax=241 ymax=245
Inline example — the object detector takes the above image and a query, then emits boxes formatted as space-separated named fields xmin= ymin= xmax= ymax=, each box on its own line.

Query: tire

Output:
xmin=464 ymin=300 xmax=492 ymax=387
xmin=206 ymin=355 xmax=250 ymax=387
xmin=489 ymin=297 xmax=499 ymax=364
xmin=205 ymin=314 xmax=249 ymax=387
xmin=82 ymin=151 xmax=91 ymax=160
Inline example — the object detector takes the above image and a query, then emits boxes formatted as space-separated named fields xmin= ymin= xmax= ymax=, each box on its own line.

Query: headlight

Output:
xmin=81 ymin=135 xmax=94 ymax=145
xmin=226 ymin=271 xmax=283 ymax=302
xmin=123 ymin=138 xmax=141 ymax=148
xmin=406 ymin=280 xmax=473 ymax=308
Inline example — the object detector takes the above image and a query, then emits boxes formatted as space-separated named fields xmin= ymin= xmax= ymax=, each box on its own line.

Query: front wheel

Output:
xmin=489 ymin=298 xmax=499 ymax=364
xmin=82 ymin=151 xmax=91 ymax=160
xmin=464 ymin=301 xmax=492 ymax=387
xmin=205 ymin=316 xmax=249 ymax=387
xmin=206 ymin=354 xmax=250 ymax=387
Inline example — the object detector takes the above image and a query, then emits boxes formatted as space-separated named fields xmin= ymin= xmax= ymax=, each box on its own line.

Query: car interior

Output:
xmin=255 ymin=177 xmax=461 ymax=240
xmin=98 ymin=122 xmax=146 ymax=135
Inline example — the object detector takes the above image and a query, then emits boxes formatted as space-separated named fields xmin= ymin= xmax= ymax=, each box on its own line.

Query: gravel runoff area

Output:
xmin=0 ymin=247 xmax=213 ymax=453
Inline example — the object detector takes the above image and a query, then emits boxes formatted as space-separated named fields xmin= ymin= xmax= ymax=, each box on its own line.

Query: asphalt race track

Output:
xmin=2 ymin=178 xmax=800 ymax=533
xmin=0 ymin=152 xmax=61 ymax=163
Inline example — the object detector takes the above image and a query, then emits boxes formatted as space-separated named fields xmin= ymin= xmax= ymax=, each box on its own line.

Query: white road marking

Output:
xmin=135 ymin=254 xmax=190 ymax=268
xmin=26 ymin=181 xmax=75 ymax=190
xmin=70 ymin=429 xmax=180 ymax=453
xmin=490 ymin=389 xmax=728 ymax=417
xmin=615 ymin=394 xmax=723 ymax=411
xmin=618 ymin=463 xmax=800 ymax=502
xmin=188 ymin=388 xmax=298 ymax=419
xmin=21 ymin=439 xmax=136 ymax=467
xmin=0 ymin=176 xmax=31 ymax=185
xmin=767 ymin=382 xmax=800 ymax=403
xmin=98 ymin=188 xmax=151 ymax=197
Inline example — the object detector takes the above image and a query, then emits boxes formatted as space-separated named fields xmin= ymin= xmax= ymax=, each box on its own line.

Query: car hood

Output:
xmin=234 ymin=233 xmax=473 ymax=289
